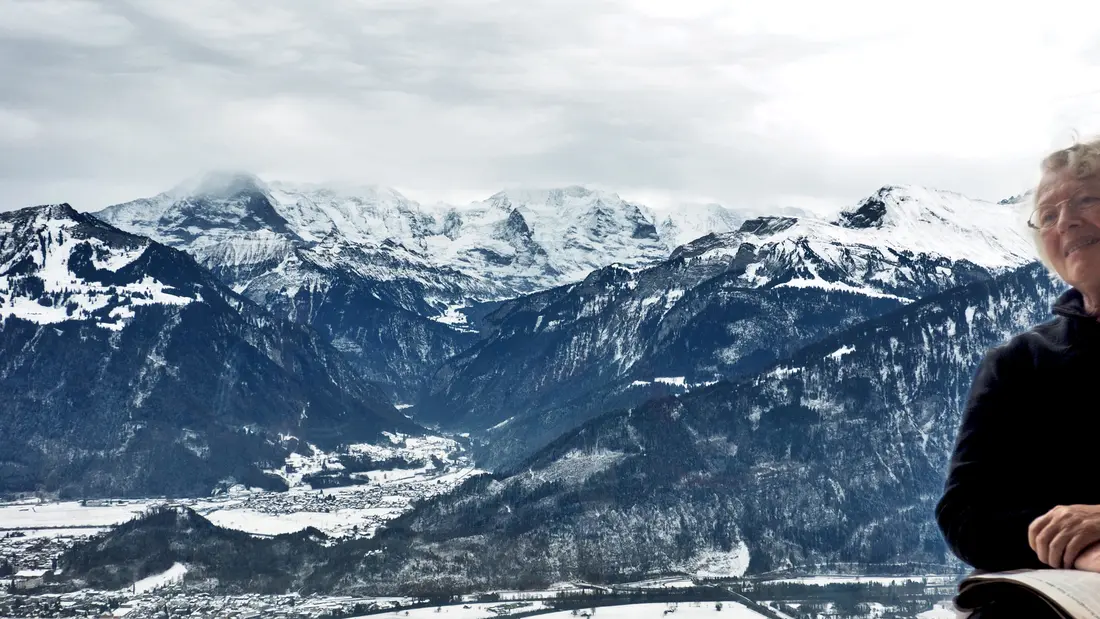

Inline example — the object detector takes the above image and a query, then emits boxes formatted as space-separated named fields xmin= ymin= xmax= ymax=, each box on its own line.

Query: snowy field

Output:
xmin=616 ymin=577 xmax=698 ymax=589
xmin=759 ymin=574 xmax=957 ymax=586
xmin=534 ymin=601 xmax=765 ymax=618
xmin=8 ymin=526 xmax=111 ymax=538
xmin=203 ymin=503 xmax=399 ymax=537
xmin=350 ymin=601 xmax=762 ymax=618
xmin=0 ymin=465 xmax=479 ymax=540
xmin=0 ymin=500 xmax=156 ymax=529
xmin=917 ymin=603 xmax=961 ymax=619
xmin=359 ymin=601 xmax=553 ymax=618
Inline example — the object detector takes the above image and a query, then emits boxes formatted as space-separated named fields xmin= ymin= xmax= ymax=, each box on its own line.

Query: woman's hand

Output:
xmin=1029 ymin=505 xmax=1100 ymax=568
xmin=1074 ymin=543 xmax=1100 ymax=572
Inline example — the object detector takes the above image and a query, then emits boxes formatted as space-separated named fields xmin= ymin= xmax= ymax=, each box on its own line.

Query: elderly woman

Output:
xmin=937 ymin=139 xmax=1100 ymax=615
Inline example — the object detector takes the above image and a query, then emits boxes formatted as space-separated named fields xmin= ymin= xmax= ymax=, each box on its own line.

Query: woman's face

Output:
xmin=1036 ymin=168 xmax=1100 ymax=291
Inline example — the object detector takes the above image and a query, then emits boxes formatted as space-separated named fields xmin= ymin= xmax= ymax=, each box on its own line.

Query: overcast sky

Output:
xmin=4 ymin=0 xmax=1100 ymax=213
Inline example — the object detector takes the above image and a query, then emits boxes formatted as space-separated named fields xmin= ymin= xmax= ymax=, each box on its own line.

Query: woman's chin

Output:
xmin=1065 ymin=250 xmax=1100 ymax=287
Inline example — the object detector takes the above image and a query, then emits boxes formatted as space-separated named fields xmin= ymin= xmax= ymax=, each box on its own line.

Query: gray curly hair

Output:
xmin=1032 ymin=137 xmax=1100 ymax=268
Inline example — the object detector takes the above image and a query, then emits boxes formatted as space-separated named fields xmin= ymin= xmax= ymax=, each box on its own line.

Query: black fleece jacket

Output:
xmin=936 ymin=287 xmax=1100 ymax=572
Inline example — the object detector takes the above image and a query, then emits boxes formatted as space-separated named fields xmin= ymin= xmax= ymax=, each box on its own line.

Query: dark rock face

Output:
xmin=0 ymin=205 xmax=417 ymax=498
xmin=504 ymin=209 xmax=533 ymax=238
xmin=632 ymin=220 xmax=659 ymax=239
xmin=838 ymin=197 xmax=888 ymax=229
xmin=738 ymin=216 xmax=798 ymax=235
xmin=169 ymin=190 xmax=296 ymax=240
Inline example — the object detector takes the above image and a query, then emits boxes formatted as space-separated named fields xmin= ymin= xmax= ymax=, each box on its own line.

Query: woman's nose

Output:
xmin=1057 ymin=206 xmax=1085 ymax=232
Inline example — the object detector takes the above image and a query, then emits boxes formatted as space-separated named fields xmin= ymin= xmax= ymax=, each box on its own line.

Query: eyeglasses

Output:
xmin=1028 ymin=196 xmax=1100 ymax=230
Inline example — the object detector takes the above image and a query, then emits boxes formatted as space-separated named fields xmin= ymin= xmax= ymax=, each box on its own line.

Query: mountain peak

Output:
xmin=8 ymin=202 xmax=78 ymax=220
xmin=96 ymin=171 xmax=297 ymax=252
xmin=835 ymin=185 xmax=996 ymax=230
xmin=486 ymin=186 xmax=606 ymax=210
xmin=3 ymin=202 xmax=116 ymax=236
xmin=999 ymin=189 xmax=1035 ymax=206
xmin=170 ymin=170 xmax=269 ymax=200
xmin=647 ymin=202 xmax=744 ymax=249
xmin=0 ymin=200 xmax=204 ymax=330
xmin=37 ymin=202 xmax=79 ymax=218
xmin=267 ymin=180 xmax=411 ymax=203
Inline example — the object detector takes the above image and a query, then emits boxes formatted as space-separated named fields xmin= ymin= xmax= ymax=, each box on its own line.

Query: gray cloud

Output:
xmin=0 ymin=0 xmax=1092 ymax=212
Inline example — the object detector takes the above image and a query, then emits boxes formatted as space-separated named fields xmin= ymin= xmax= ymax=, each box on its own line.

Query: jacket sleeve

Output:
xmin=935 ymin=344 xmax=1050 ymax=572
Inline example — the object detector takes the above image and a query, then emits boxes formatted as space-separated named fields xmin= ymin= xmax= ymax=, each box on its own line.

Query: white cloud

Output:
xmin=0 ymin=0 xmax=134 ymax=47
xmin=3 ymin=0 xmax=1100 ymax=212
xmin=0 ymin=109 xmax=39 ymax=142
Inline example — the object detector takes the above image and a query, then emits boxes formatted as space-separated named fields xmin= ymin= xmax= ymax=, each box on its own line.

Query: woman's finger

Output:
xmin=1034 ymin=518 xmax=1062 ymax=565
xmin=1030 ymin=512 xmax=1055 ymax=552
xmin=1048 ymin=528 xmax=1074 ymax=568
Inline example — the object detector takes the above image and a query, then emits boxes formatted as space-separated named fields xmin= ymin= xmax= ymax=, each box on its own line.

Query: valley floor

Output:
xmin=0 ymin=436 xmax=483 ymax=580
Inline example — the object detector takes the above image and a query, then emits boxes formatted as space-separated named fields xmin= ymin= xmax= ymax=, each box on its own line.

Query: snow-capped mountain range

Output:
xmin=418 ymin=185 xmax=1038 ymax=468
xmin=669 ymin=184 xmax=1035 ymax=300
xmin=96 ymin=173 xmax=1034 ymax=314
xmin=97 ymin=171 xmax=746 ymax=303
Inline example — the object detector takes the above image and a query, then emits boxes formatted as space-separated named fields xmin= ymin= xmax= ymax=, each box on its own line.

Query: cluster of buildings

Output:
xmin=0 ymin=588 xmax=424 ymax=618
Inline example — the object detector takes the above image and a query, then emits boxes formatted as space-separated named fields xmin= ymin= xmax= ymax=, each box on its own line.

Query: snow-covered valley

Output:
xmin=0 ymin=433 xmax=482 ymax=568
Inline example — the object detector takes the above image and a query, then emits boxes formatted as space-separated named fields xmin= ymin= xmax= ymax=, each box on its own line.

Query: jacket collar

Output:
xmin=1052 ymin=288 xmax=1100 ymax=326
xmin=1053 ymin=288 xmax=1091 ymax=320
xmin=1050 ymin=287 xmax=1100 ymax=349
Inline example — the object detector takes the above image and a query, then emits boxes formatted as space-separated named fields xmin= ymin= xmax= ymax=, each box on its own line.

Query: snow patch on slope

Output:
xmin=774 ymin=275 xmax=913 ymax=302
xmin=267 ymin=181 xmax=432 ymax=245
xmin=429 ymin=304 xmax=477 ymax=332
xmin=646 ymin=202 xmax=744 ymax=248
xmin=827 ymin=345 xmax=856 ymax=360
xmin=679 ymin=540 xmax=751 ymax=578
xmin=130 ymin=563 xmax=188 ymax=593
xmin=519 ymin=448 xmax=627 ymax=488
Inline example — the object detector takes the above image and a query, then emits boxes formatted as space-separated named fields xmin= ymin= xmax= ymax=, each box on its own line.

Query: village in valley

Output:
xmin=0 ymin=432 xmax=966 ymax=618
